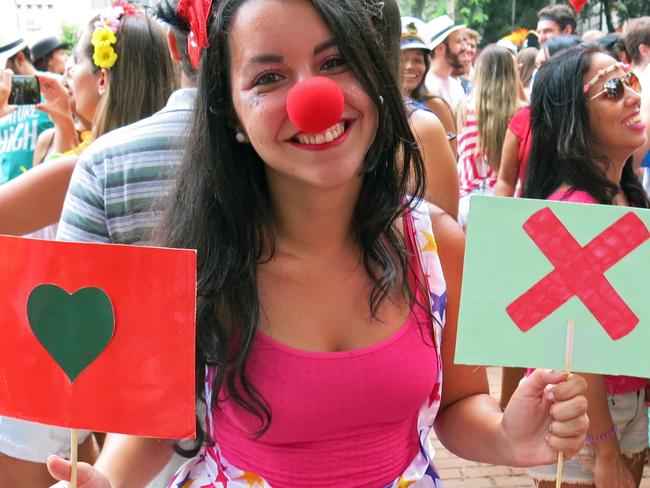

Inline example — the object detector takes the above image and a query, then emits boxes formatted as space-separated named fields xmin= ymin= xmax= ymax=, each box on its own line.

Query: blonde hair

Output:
xmin=84 ymin=12 xmax=177 ymax=138
xmin=471 ymin=45 xmax=522 ymax=170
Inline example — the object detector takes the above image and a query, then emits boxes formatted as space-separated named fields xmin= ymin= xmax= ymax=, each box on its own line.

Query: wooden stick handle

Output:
xmin=70 ymin=428 xmax=78 ymax=488
xmin=555 ymin=319 xmax=575 ymax=488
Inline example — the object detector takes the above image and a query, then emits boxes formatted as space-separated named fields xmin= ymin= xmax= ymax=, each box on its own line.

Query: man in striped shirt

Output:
xmin=57 ymin=9 xmax=196 ymax=245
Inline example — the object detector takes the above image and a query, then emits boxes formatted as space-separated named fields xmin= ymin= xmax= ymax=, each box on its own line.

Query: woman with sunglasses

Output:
xmin=46 ymin=1 xmax=588 ymax=487
xmin=524 ymin=46 xmax=648 ymax=488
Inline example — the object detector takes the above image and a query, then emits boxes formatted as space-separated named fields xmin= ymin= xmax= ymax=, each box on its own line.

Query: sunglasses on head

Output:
xmin=589 ymin=72 xmax=641 ymax=101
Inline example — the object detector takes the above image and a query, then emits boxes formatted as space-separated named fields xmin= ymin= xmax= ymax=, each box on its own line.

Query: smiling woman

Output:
xmin=45 ymin=1 xmax=589 ymax=487
xmin=523 ymin=46 xmax=649 ymax=488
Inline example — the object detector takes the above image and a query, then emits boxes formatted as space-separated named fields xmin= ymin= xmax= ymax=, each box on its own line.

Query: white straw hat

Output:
xmin=0 ymin=21 xmax=27 ymax=69
xmin=427 ymin=15 xmax=465 ymax=50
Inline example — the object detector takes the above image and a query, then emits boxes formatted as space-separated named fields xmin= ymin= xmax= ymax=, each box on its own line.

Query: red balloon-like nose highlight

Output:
xmin=286 ymin=77 xmax=345 ymax=134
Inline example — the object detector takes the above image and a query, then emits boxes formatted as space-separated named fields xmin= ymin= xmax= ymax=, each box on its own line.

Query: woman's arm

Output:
xmin=409 ymin=110 xmax=459 ymax=219
xmin=582 ymin=374 xmax=636 ymax=487
xmin=32 ymin=128 xmax=55 ymax=167
xmin=494 ymin=129 xmax=521 ymax=198
xmin=423 ymin=97 xmax=457 ymax=156
xmin=430 ymin=208 xmax=588 ymax=466
xmin=47 ymin=434 xmax=174 ymax=488
xmin=0 ymin=155 xmax=77 ymax=235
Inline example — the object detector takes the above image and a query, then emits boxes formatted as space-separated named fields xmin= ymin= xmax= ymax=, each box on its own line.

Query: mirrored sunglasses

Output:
xmin=589 ymin=72 xmax=641 ymax=101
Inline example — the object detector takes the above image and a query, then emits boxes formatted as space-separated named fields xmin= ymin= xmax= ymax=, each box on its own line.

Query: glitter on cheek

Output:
xmin=238 ymin=90 xmax=265 ymax=109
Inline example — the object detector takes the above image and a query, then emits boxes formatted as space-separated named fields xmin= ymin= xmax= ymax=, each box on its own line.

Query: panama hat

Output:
xmin=401 ymin=16 xmax=430 ymax=51
xmin=427 ymin=15 xmax=465 ymax=50
xmin=0 ymin=29 xmax=27 ymax=69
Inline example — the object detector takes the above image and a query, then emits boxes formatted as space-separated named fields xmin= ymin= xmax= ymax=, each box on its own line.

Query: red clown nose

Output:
xmin=286 ymin=77 xmax=345 ymax=134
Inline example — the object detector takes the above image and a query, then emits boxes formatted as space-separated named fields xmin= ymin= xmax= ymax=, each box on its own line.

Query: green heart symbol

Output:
xmin=27 ymin=284 xmax=115 ymax=382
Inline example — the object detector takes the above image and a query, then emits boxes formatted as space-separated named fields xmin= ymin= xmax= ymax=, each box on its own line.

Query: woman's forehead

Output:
xmin=228 ymin=0 xmax=337 ymax=73
xmin=586 ymin=53 xmax=624 ymax=87
xmin=230 ymin=0 xmax=330 ymax=46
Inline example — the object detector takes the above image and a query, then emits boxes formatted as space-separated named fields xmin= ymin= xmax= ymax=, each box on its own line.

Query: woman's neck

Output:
xmin=266 ymin=175 xmax=361 ymax=259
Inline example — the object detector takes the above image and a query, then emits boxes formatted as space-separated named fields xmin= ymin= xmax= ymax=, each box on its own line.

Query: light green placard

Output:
xmin=456 ymin=196 xmax=650 ymax=377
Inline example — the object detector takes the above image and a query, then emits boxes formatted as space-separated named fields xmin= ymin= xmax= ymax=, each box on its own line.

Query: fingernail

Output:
xmin=546 ymin=391 xmax=555 ymax=402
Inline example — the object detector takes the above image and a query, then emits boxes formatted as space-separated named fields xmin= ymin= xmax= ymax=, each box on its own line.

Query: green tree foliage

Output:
xmin=59 ymin=23 xmax=82 ymax=55
xmin=616 ymin=0 xmax=650 ymax=23
xmin=395 ymin=0 xmax=635 ymax=44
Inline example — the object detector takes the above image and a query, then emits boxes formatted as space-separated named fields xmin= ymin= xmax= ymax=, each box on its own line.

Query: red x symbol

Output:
xmin=506 ymin=208 xmax=649 ymax=340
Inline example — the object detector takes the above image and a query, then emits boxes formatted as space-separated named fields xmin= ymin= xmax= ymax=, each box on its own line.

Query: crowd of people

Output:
xmin=0 ymin=0 xmax=648 ymax=487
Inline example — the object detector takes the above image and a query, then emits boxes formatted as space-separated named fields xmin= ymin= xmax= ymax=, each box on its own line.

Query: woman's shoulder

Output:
xmin=411 ymin=201 xmax=465 ymax=257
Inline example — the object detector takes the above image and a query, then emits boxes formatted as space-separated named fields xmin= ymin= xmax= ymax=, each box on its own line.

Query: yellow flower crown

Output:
xmin=90 ymin=2 xmax=139 ymax=69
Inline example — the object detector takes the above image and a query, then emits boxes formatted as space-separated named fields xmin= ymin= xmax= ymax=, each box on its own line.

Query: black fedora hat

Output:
xmin=31 ymin=36 xmax=69 ymax=64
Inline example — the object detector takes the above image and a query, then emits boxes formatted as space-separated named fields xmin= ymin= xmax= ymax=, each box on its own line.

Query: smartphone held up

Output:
xmin=8 ymin=75 xmax=40 ymax=105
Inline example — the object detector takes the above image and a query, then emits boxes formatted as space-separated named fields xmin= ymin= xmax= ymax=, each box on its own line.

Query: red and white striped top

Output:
xmin=457 ymin=109 xmax=496 ymax=196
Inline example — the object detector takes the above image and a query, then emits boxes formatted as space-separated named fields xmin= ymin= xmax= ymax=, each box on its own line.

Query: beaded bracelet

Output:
xmin=586 ymin=424 xmax=617 ymax=443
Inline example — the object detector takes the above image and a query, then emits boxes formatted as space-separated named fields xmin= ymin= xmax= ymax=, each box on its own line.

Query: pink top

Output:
xmin=211 ymin=226 xmax=438 ymax=487
xmin=458 ymin=109 xmax=497 ymax=196
xmin=508 ymin=107 xmax=531 ymax=197
xmin=548 ymin=188 xmax=647 ymax=395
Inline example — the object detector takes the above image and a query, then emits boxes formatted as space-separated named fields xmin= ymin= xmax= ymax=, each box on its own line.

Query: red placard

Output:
xmin=0 ymin=235 xmax=196 ymax=439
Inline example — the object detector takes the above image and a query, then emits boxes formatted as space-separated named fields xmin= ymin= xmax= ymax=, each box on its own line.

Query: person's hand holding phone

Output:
xmin=36 ymin=73 xmax=79 ymax=152
xmin=36 ymin=73 xmax=74 ymax=127
xmin=0 ymin=69 xmax=18 ymax=118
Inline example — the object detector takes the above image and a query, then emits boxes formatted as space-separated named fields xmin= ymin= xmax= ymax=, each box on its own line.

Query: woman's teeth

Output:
xmin=624 ymin=114 xmax=643 ymax=126
xmin=295 ymin=122 xmax=345 ymax=145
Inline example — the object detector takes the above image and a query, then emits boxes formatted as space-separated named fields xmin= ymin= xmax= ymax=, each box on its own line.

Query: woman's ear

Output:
xmin=167 ymin=28 xmax=182 ymax=62
xmin=97 ymin=68 xmax=109 ymax=96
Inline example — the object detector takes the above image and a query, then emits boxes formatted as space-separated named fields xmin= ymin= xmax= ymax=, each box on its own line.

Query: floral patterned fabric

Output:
xmin=169 ymin=199 xmax=447 ymax=487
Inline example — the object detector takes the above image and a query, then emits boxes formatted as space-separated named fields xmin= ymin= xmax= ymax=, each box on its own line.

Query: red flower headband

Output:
xmin=112 ymin=1 xmax=138 ymax=16
xmin=177 ymin=0 xmax=213 ymax=69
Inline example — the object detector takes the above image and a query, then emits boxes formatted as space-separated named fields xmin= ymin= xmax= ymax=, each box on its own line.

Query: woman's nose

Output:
xmin=286 ymin=76 xmax=344 ymax=133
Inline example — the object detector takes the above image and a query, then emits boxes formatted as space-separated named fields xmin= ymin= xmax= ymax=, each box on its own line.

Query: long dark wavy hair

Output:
xmin=523 ymin=46 xmax=649 ymax=207
xmin=155 ymin=0 xmax=425 ymax=451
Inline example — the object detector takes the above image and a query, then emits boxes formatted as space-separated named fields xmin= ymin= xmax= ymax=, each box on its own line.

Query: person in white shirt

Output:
xmin=424 ymin=15 xmax=466 ymax=115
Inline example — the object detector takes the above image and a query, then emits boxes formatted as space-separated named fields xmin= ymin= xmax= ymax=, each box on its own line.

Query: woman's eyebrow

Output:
xmin=314 ymin=38 xmax=337 ymax=55
xmin=245 ymin=39 xmax=337 ymax=68
xmin=249 ymin=54 xmax=283 ymax=65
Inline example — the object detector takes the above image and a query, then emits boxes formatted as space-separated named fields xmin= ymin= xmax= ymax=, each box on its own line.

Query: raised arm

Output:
xmin=429 ymin=208 xmax=588 ymax=466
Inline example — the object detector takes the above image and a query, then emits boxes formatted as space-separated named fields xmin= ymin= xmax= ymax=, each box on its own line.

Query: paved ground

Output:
xmin=431 ymin=367 xmax=650 ymax=487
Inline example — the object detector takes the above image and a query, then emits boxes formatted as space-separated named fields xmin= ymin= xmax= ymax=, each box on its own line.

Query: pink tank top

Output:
xmin=548 ymin=188 xmax=646 ymax=395
xmin=211 ymin=221 xmax=438 ymax=487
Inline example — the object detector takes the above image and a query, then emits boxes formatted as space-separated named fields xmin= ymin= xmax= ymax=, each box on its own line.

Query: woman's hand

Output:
xmin=0 ymin=69 xmax=17 ymax=118
xmin=36 ymin=74 xmax=79 ymax=152
xmin=35 ymin=74 xmax=74 ymax=125
xmin=501 ymin=369 xmax=588 ymax=466
xmin=48 ymin=455 xmax=112 ymax=488
xmin=594 ymin=452 xmax=636 ymax=487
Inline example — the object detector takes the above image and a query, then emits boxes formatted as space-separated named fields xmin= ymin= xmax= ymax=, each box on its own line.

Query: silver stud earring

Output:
xmin=235 ymin=132 xmax=247 ymax=143
xmin=378 ymin=95 xmax=384 ymax=105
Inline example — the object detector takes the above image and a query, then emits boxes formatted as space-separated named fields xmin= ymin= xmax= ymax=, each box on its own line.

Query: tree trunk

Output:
xmin=603 ymin=0 xmax=615 ymax=32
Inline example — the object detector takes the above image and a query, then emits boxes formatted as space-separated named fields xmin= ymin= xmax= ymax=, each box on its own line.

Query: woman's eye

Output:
xmin=321 ymin=56 xmax=347 ymax=72
xmin=253 ymin=72 xmax=283 ymax=87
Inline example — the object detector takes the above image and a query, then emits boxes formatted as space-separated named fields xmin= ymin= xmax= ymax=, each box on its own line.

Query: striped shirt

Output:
xmin=57 ymin=89 xmax=195 ymax=245
xmin=457 ymin=108 xmax=496 ymax=196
